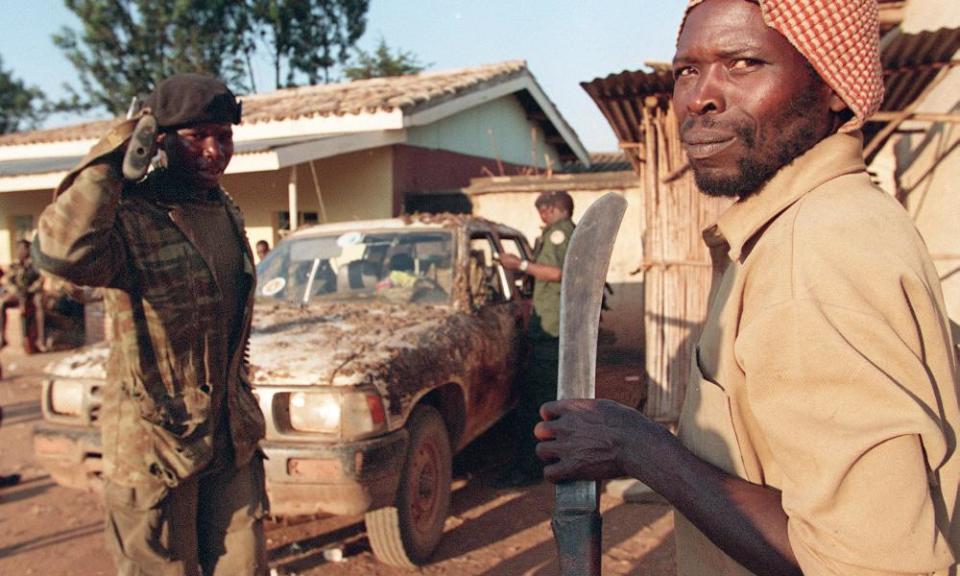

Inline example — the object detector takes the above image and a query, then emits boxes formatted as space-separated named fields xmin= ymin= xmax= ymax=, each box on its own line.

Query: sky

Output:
xmin=0 ymin=1 xmax=688 ymax=152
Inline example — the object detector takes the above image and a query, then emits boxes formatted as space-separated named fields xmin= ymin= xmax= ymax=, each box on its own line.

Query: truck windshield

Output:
xmin=256 ymin=229 xmax=455 ymax=306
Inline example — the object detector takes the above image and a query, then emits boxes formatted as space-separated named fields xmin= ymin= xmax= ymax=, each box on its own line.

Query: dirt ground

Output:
xmin=0 ymin=346 xmax=676 ymax=576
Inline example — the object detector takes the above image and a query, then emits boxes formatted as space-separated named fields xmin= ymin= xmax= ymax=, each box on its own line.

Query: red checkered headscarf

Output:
xmin=679 ymin=0 xmax=884 ymax=133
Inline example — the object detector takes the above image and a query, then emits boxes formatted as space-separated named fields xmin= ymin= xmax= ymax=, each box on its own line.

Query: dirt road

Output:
xmin=0 ymin=347 xmax=675 ymax=575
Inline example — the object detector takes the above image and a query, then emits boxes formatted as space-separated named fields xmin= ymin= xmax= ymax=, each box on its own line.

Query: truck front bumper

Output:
xmin=262 ymin=429 xmax=408 ymax=517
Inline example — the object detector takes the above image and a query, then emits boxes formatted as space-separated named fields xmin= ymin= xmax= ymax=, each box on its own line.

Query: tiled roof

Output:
xmin=0 ymin=60 xmax=529 ymax=147
xmin=241 ymin=60 xmax=528 ymax=122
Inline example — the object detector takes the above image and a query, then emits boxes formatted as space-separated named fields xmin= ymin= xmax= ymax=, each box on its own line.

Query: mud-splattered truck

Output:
xmin=34 ymin=215 xmax=534 ymax=567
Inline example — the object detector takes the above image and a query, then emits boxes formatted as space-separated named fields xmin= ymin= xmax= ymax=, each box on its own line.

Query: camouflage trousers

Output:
xmin=513 ymin=338 xmax=560 ymax=477
xmin=104 ymin=455 xmax=269 ymax=576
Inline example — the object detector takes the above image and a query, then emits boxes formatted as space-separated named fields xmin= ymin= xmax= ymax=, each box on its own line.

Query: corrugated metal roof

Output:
xmin=867 ymin=27 xmax=960 ymax=126
xmin=582 ymin=27 xmax=960 ymax=158
xmin=580 ymin=69 xmax=674 ymax=146
xmin=880 ymin=29 xmax=959 ymax=114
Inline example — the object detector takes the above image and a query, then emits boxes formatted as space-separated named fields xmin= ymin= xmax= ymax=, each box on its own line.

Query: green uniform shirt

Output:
xmin=529 ymin=217 xmax=574 ymax=340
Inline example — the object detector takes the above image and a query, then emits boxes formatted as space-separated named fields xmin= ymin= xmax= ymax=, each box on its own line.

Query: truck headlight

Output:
xmin=50 ymin=380 xmax=85 ymax=416
xmin=287 ymin=390 xmax=386 ymax=437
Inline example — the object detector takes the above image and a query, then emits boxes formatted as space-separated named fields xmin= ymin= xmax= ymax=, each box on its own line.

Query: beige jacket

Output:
xmin=676 ymin=132 xmax=959 ymax=576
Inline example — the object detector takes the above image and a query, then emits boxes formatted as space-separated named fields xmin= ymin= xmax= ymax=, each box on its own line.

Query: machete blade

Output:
xmin=553 ymin=192 xmax=627 ymax=576
xmin=558 ymin=192 xmax=627 ymax=401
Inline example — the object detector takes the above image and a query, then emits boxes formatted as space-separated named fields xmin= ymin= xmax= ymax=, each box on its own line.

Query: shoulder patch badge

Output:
xmin=549 ymin=229 xmax=566 ymax=245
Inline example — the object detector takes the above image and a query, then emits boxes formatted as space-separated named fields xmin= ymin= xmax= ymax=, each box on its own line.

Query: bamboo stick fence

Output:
xmin=636 ymin=101 xmax=731 ymax=424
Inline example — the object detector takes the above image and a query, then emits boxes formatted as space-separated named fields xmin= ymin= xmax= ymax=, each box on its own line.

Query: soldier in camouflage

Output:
xmin=0 ymin=239 xmax=43 ymax=352
xmin=33 ymin=74 xmax=268 ymax=576
xmin=498 ymin=190 xmax=575 ymax=487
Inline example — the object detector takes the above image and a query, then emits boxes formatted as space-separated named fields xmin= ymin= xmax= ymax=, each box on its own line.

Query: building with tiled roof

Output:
xmin=0 ymin=61 xmax=588 ymax=263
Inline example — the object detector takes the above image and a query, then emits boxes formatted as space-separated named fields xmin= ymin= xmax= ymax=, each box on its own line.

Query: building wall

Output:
xmin=902 ymin=0 xmax=960 ymax=32
xmin=870 ymin=1 xmax=960 ymax=320
xmin=0 ymin=189 xmax=51 ymax=265
xmin=467 ymin=173 xmax=645 ymax=359
xmin=0 ymin=97 xmax=560 ymax=266
xmin=224 ymin=147 xmax=394 ymax=261
xmin=393 ymin=145 xmax=533 ymax=193
xmin=408 ymin=96 xmax=561 ymax=169
xmin=0 ymin=147 xmax=395 ymax=266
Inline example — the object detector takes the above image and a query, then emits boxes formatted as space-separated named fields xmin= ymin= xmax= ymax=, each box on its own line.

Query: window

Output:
xmin=403 ymin=192 xmax=472 ymax=215
xmin=499 ymin=234 xmax=533 ymax=299
xmin=12 ymin=215 xmax=33 ymax=241
xmin=468 ymin=234 xmax=509 ymax=304
xmin=278 ymin=211 xmax=319 ymax=232
xmin=256 ymin=229 xmax=454 ymax=306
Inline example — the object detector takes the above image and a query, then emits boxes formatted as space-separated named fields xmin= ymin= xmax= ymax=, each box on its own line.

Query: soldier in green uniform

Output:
xmin=497 ymin=190 xmax=575 ymax=487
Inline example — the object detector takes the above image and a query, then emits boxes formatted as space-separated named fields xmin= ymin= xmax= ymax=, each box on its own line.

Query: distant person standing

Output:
xmin=255 ymin=240 xmax=270 ymax=262
xmin=497 ymin=190 xmax=575 ymax=487
xmin=0 ymin=239 xmax=43 ymax=353
xmin=32 ymin=73 xmax=268 ymax=575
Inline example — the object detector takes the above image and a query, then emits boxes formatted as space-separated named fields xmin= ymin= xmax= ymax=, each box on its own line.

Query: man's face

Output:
xmin=256 ymin=243 xmax=269 ymax=260
xmin=16 ymin=243 xmax=29 ymax=262
xmin=160 ymin=122 xmax=234 ymax=190
xmin=537 ymin=205 xmax=566 ymax=226
xmin=672 ymin=0 xmax=838 ymax=198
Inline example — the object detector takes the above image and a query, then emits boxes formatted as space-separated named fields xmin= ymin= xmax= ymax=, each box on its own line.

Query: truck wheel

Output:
xmin=366 ymin=405 xmax=452 ymax=567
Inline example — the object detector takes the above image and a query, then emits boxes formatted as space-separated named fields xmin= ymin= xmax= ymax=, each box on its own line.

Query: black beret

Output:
xmin=143 ymin=73 xmax=242 ymax=130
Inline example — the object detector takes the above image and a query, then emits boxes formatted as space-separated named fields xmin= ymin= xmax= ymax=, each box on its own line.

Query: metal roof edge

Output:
xmin=464 ymin=171 xmax=640 ymax=196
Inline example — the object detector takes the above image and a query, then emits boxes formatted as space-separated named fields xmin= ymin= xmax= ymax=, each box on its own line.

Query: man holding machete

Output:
xmin=534 ymin=1 xmax=960 ymax=575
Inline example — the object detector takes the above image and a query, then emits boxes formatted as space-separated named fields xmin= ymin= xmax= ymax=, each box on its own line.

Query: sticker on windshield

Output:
xmin=261 ymin=277 xmax=286 ymax=296
xmin=337 ymin=232 xmax=363 ymax=247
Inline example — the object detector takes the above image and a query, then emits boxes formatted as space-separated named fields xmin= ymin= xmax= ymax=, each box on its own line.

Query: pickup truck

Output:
xmin=33 ymin=214 xmax=534 ymax=567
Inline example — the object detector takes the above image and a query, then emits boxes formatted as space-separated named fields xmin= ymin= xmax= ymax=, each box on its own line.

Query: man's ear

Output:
xmin=828 ymin=92 xmax=847 ymax=113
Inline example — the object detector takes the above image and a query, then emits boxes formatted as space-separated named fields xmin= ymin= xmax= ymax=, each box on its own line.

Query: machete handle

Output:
xmin=552 ymin=505 xmax=603 ymax=575
xmin=122 ymin=113 xmax=158 ymax=181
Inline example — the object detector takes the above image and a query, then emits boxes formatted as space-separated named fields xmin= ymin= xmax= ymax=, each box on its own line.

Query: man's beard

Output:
xmin=689 ymin=89 xmax=825 ymax=199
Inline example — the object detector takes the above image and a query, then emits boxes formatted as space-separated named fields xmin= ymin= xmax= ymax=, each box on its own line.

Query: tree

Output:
xmin=54 ymin=0 xmax=253 ymax=115
xmin=0 ymin=55 xmax=45 ymax=134
xmin=55 ymin=0 xmax=372 ymax=114
xmin=344 ymin=38 xmax=428 ymax=81
xmin=251 ymin=0 xmax=370 ymax=87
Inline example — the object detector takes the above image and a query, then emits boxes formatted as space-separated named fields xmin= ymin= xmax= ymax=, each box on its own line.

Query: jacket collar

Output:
xmin=703 ymin=131 xmax=867 ymax=261
xmin=133 ymin=169 xmax=218 ymax=204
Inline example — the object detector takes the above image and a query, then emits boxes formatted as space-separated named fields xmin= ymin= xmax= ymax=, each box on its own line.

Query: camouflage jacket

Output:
xmin=33 ymin=124 xmax=265 ymax=493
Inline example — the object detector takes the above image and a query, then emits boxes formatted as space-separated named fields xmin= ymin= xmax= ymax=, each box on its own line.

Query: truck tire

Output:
xmin=366 ymin=405 xmax=452 ymax=567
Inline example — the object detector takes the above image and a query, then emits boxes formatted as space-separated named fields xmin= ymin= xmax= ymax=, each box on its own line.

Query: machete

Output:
xmin=552 ymin=192 xmax=627 ymax=576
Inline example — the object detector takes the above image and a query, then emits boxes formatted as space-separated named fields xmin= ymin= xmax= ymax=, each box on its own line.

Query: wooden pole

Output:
xmin=863 ymin=66 xmax=953 ymax=159
xmin=288 ymin=165 xmax=299 ymax=232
